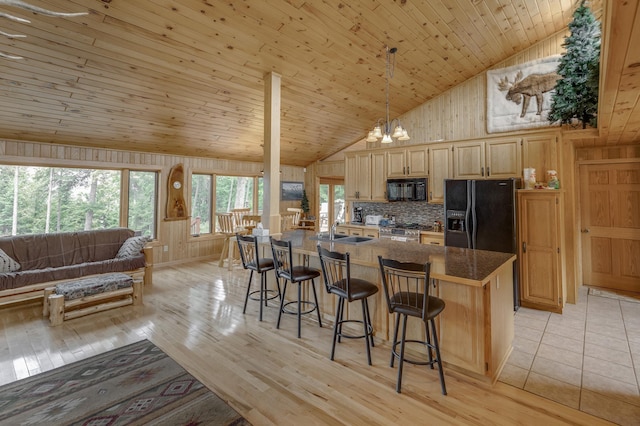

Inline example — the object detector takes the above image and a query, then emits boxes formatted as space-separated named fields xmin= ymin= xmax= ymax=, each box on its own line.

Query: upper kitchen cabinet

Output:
xmin=427 ymin=143 xmax=453 ymax=204
xmin=345 ymin=151 xmax=387 ymax=201
xmin=386 ymin=146 xmax=428 ymax=178
xmin=453 ymin=138 xmax=521 ymax=179
xmin=522 ymin=133 xmax=558 ymax=182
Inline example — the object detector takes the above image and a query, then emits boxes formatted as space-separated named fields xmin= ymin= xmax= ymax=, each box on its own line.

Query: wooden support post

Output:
xmin=49 ymin=294 xmax=65 ymax=326
xmin=133 ymin=281 xmax=143 ymax=305
xmin=43 ymin=287 xmax=55 ymax=317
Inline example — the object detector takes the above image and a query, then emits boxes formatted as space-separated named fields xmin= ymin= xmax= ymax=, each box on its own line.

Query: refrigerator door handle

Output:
xmin=470 ymin=180 xmax=477 ymax=249
xmin=464 ymin=181 xmax=475 ymax=248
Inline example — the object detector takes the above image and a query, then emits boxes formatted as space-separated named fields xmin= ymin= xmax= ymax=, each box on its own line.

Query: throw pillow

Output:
xmin=0 ymin=248 xmax=20 ymax=273
xmin=116 ymin=236 xmax=147 ymax=258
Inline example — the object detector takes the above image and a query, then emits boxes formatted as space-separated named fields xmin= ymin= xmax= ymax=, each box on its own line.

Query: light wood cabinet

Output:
xmin=345 ymin=151 xmax=386 ymax=201
xmin=522 ymin=133 xmax=558 ymax=184
xmin=420 ymin=232 xmax=444 ymax=246
xmin=386 ymin=146 xmax=428 ymax=178
xmin=335 ymin=226 xmax=349 ymax=235
xmin=427 ymin=143 xmax=453 ymax=204
xmin=517 ymin=190 xmax=565 ymax=313
xmin=453 ymin=138 xmax=521 ymax=179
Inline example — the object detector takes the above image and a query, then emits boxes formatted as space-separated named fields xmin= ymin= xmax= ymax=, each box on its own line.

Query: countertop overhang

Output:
xmin=267 ymin=230 xmax=516 ymax=287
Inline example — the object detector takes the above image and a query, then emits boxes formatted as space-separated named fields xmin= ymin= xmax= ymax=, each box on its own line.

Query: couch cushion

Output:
xmin=116 ymin=236 xmax=147 ymax=258
xmin=0 ymin=254 xmax=145 ymax=291
xmin=0 ymin=249 xmax=20 ymax=273
xmin=54 ymin=273 xmax=133 ymax=300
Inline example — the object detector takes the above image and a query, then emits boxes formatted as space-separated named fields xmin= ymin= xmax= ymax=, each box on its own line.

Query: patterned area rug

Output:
xmin=0 ymin=340 xmax=250 ymax=425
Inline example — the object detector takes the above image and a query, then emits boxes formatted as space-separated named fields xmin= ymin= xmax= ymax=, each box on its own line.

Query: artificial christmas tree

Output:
xmin=300 ymin=190 xmax=310 ymax=216
xmin=548 ymin=0 xmax=601 ymax=129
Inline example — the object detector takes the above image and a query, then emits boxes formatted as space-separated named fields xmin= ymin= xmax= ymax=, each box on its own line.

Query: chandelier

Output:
xmin=366 ymin=46 xmax=410 ymax=144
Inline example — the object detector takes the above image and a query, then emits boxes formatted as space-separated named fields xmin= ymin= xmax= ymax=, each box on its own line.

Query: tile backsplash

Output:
xmin=353 ymin=201 xmax=444 ymax=225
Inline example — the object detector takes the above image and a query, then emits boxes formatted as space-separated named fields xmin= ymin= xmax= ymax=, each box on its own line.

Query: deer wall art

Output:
xmin=498 ymin=70 xmax=560 ymax=118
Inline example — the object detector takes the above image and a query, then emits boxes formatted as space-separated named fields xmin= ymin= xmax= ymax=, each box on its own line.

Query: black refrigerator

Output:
xmin=443 ymin=178 xmax=520 ymax=309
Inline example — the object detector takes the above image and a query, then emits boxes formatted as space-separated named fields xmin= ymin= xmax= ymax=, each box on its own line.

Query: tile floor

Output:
xmin=499 ymin=286 xmax=640 ymax=426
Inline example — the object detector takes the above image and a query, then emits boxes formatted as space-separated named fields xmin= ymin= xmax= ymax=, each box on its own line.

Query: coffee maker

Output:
xmin=352 ymin=207 xmax=363 ymax=224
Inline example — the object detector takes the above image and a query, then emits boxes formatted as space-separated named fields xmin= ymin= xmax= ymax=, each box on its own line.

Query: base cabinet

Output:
xmin=517 ymin=190 xmax=565 ymax=313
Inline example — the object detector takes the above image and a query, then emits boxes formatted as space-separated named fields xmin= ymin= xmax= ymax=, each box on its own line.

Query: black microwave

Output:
xmin=386 ymin=178 xmax=427 ymax=202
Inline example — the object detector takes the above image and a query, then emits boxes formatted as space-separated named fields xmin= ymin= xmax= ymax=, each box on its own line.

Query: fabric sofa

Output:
xmin=0 ymin=228 xmax=152 ymax=306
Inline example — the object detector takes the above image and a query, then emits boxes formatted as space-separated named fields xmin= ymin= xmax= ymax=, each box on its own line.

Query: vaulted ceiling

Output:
xmin=0 ymin=0 xmax=637 ymax=167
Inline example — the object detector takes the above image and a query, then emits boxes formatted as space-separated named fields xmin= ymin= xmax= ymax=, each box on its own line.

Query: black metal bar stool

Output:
xmin=270 ymin=237 xmax=322 ymax=338
xmin=378 ymin=256 xmax=447 ymax=395
xmin=236 ymin=234 xmax=281 ymax=321
xmin=317 ymin=246 xmax=378 ymax=365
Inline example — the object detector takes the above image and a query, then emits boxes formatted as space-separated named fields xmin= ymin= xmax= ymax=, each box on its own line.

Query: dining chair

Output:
xmin=217 ymin=213 xmax=236 ymax=268
xmin=378 ymin=256 xmax=447 ymax=394
xmin=317 ymin=246 xmax=378 ymax=365
xmin=270 ymin=237 xmax=322 ymax=338
xmin=236 ymin=233 xmax=280 ymax=321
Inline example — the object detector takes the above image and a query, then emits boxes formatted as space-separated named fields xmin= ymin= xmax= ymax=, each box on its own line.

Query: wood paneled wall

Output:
xmin=0 ymin=139 xmax=304 ymax=266
xmin=365 ymin=32 xmax=567 ymax=148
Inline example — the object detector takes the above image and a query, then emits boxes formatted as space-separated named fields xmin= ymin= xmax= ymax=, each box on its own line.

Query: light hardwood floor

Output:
xmin=0 ymin=260 xmax=613 ymax=425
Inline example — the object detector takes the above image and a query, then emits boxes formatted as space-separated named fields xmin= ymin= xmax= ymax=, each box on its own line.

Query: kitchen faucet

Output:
xmin=329 ymin=222 xmax=337 ymax=240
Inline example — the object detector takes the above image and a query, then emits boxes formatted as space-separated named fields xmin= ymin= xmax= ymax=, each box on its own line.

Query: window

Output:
xmin=216 ymin=175 xmax=255 ymax=213
xmin=0 ymin=165 xmax=121 ymax=236
xmin=191 ymin=174 xmax=212 ymax=235
xmin=127 ymin=171 xmax=158 ymax=239
xmin=319 ymin=179 xmax=345 ymax=232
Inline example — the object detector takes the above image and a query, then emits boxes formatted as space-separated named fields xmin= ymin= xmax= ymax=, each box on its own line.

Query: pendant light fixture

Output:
xmin=366 ymin=46 xmax=410 ymax=144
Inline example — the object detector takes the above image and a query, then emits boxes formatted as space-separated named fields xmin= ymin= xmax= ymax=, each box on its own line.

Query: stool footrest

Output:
xmin=336 ymin=319 xmax=373 ymax=340
xmin=392 ymin=339 xmax=438 ymax=366
xmin=281 ymin=300 xmax=318 ymax=316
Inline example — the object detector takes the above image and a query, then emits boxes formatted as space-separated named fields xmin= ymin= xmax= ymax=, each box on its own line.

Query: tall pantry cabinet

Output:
xmin=517 ymin=190 xmax=566 ymax=313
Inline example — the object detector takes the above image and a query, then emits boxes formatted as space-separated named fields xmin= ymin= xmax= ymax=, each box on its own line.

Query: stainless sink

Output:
xmin=310 ymin=235 xmax=374 ymax=245
xmin=309 ymin=234 xmax=349 ymax=241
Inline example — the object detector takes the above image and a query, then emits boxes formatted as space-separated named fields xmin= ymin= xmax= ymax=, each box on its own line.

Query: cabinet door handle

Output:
xmin=407 ymin=167 xmax=410 ymax=175
xmin=487 ymin=167 xmax=490 ymax=176
xmin=522 ymin=242 xmax=527 ymax=253
xmin=403 ymin=166 xmax=406 ymax=175
xmin=581 ymin=229 xmax=590 ymax=233
xmin=481 ymin=167 xmax=485 ymax=177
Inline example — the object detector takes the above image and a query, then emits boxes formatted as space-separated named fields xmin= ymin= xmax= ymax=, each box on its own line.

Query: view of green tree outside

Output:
xmin=0 ymin=165 xmax=121 ymax=236
xmin=128 ymin=171 xmax=158 ymax=238
xmin=216 ymin=176 xmax=254 ymax=213
xmin=191 ymin=174 xmax=212 ymax=235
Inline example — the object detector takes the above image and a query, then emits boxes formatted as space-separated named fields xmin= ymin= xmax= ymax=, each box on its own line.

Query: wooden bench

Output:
xmin=43 ymin=273 xmax=143 ymax=326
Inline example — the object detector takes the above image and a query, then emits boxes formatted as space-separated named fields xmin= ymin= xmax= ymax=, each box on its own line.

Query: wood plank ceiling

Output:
xmin=0 ymin=0 xmax=635 ymax=167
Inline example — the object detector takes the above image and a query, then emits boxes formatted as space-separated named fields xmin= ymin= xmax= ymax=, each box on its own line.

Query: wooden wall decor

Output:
xmin=166 ymin=163 xmax=187 ymax=220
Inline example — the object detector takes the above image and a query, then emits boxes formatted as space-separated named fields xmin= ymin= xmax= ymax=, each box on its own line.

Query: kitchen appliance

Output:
xmin=352 ymin=207 xmax=364 ymax=224
xmin=444 ymin=178 xmax=520 ymax=309
xmin=365 ymin=215 xmax=383 ymax=226
xmin=386 ymin=178 xmax=427 ymax=202
xmin=379 ymin=223 xmax=432 ymax=243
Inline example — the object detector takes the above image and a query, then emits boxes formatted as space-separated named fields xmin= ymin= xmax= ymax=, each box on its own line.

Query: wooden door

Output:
xmin=344 ymin=153 xmax=358 ymax=201
xmin=579 ymin=162 xmax=640 ymax=292
xmin=453 ymin=141 xmax=484 ymax=179
xmin=485 ymin=138 xmax=521 ymax=178
xmin=428 ymin=143 xmax=453 ymax=203
xmin=406 ymin=147 xmax=428 ymax=176
xmin=518 ymin=191 xmax=563 ymax=312
xmin=370 ymin=151 xmax=387 ymax=201
xmin=386 ymin=148 xmax=407 ymax=178
xmin=522 ymin=134 xmax=558 ymax=184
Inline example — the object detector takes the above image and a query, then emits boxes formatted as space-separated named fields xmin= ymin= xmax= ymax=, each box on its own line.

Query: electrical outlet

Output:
xmin=163 ymin=245 xmax=168 ymax=252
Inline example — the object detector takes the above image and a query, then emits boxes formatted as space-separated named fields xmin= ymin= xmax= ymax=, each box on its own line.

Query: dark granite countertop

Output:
xmin=260 ymin=230 xmax=515 ymax=287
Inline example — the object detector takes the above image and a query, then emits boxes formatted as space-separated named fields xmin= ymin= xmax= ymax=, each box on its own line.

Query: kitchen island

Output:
xmin=261 ymin=230 xmax=516 ymax=384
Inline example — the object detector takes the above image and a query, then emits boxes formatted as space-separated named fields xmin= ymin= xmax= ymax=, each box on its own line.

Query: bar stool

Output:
xmin=317 ymin=246 xmax=378 ymax=365
xmin=236 ymin=234 xmax=281 ymax=321
xmin=378 ymin=256 xmax=447 ymax=395
xmin=270 ymin=237 xmax=322 ymax=338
